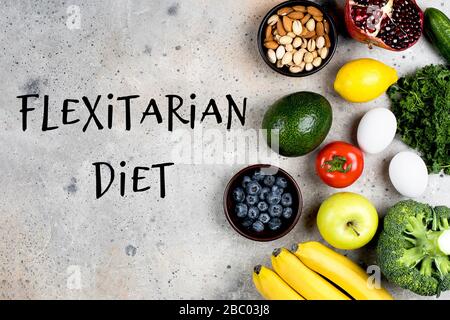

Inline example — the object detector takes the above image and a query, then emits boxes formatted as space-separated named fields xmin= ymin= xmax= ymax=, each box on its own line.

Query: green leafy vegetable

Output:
xmin=387 ymin=65 xmax=450 ymax=174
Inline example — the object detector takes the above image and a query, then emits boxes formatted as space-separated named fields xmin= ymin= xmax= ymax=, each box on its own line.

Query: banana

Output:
xmin=271 ymin=248 xmax=350 ymax=300
xmin=292 ymin=241 xmax=393 ymax=300
xmin=252 ymin=265 xmax=304 ymax=300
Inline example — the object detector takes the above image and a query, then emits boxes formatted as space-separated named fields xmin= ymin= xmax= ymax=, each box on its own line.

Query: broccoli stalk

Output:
xmin=399 ymin=209 xmax=450 ymax=279
xmin=438 ymin=230 xmax=450 ymax=255
xmin=420 ymin=257 xmax=433 ymax=277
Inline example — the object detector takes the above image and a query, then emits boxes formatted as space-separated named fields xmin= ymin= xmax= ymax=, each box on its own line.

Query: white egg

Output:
xmin=357 ymin=108 xmax=397 ymax=154
xmin=389 ymin=151 xmax=428 ymax=198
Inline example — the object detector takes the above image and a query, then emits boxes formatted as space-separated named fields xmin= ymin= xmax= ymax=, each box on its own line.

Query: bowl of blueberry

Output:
xmin=223 ymin=164 xmax=303 ymax=241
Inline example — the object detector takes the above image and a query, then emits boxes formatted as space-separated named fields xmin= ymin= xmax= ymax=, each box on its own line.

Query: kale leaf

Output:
xmin=387 ymin=65 xmax=450 ymax=175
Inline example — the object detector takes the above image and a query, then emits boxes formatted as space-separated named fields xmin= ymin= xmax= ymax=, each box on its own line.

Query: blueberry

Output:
xmin=241 ymin=176 xmax=252 ymax=188
xmin=282 ymin=207 xmax=293 ymax=219
xmin=246 ymin=194 xmax=258 ymax=206
xmin=246 ymin=181 xmax=261 ymax=195
xmin=281 ymin=193 xmax=293 ymax=207
xmin=232 ymin=187 xmax=245 ymax=202
xmin=266 ymin=192 xmax=281 ymax=205
xmin=263 ymin=175 xmax=275 ymax=187
xmin=268 ymin=218 xmax=282 ymax=231
xmin=252 ymin=220 xmax=265 ymax=232
xmin=268 ymin=204 xmax=283 ymax=217
xmin=241 ymin=218 xmax=253 ymax=228
xmin=235 ymin=203 xmax=248 ymax=218
xmin=252 ymin=170 xmax=265 ymax=182
xmin=271 ymin=185 xmax=284 ymax=196
xmin=275 ymin=176 xmax=288 ymax=188
xmin=248 ymin=206 xmax=260 ymax=219
xmin=259 ymin=213 xmax=271 ymax=224
xmin=259 ymin=187 xmax=270 ymax=200
xmin=257 ymin=201 xmax=269 ymax=212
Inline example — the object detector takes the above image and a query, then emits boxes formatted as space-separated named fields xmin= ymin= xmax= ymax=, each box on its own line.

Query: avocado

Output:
xmin=262 ymin=92 xmax=332 ymax=157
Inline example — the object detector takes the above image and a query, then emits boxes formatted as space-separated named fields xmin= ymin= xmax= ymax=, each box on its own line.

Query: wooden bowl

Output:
xmin=223 ymin=164 xmax=303 ymax=241
xmin=257 ymin=0 xmax=338 ymax=77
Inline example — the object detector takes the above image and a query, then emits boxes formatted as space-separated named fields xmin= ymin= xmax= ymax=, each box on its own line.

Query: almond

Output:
xmin=300 ymin=26 xmax=308 ymax=36
xmin=300 ymin=14 xmax=311 ymax=25
xmin=276 ymin=20 xmax=287 ymax=36
xmin=292 ymin=5 xmax=306 ymax=12
xmin=282 ymin=16 xmax=293 ymax=32
xmin=267 ymin=14 xmax=279 ymax=26
xmin=265 ymin=25 xmax=273 ymax=41
xmin=324 ymin=34 xmax=331 ymax=48
xmin=313 ymin=15 xmax=323 ymax=22
xmin=316 ymin=22 xmax=325 ymax=36
xmin=288 ymin=11 xmax=304 ymax=19
xmin=305 ymin=63 xmax=313 ymax=71
xmin=303 ymin=30 xmax=316 ymax=39
xmin=264 ymin=41 xmax=278 ymax=50
xmin=277 ymin=7 xmax=293 ymax=16
xmin=307 ymin=6 xmax=323 ymax=17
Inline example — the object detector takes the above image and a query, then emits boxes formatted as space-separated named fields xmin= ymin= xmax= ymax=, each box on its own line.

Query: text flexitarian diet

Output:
xmin=17 ymin=93 xmax=247 ymax=132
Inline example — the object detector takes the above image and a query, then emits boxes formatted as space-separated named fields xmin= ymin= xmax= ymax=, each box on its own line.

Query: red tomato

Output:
xmin=316 ymin=141 xmax=364 ymax=188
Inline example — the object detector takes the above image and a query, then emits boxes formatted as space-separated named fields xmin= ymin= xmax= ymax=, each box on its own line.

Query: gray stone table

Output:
xmin=0 ymin=0 xmax=448 ymax=299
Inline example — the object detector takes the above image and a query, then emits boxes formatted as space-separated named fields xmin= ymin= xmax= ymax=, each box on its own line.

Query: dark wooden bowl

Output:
xmin=257 ymin=0 xmax=338 ymax=77
xmin=223 ymin=164 xmax=303 ymax=241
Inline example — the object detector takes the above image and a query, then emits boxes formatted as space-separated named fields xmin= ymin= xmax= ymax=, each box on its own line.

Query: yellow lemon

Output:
xmin=334 ymin=58 xmax=398 ymax=103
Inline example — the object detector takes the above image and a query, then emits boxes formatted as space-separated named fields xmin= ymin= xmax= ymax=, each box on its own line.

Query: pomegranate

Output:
xmin=345 ymin=0 xmax=424 ymax=51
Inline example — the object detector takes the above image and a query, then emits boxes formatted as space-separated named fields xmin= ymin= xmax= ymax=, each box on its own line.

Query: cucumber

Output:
xmin=424 ymin=8 xmax=450 ymax=63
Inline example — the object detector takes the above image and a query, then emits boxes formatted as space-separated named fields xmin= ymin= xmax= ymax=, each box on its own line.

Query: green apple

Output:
xmin=317 ymin=192 xmax=378 ymax=250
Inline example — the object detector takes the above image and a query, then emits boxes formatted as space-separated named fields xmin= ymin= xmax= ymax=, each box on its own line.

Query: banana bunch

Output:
xmin=253 ymin=241 xmax=393 ymax=300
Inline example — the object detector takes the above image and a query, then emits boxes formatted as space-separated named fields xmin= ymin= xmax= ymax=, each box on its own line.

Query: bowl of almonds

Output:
xmin=258 ymin=0 xmax=337 ymax=76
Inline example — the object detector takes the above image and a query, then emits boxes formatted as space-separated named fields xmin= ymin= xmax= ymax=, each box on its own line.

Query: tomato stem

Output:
xmin=323 ymin=155 xmax=352 ymax=173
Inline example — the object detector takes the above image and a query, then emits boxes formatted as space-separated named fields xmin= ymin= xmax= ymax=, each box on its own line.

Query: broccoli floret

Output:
xmin=377 ymin=200 xmax=450 ymax=296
